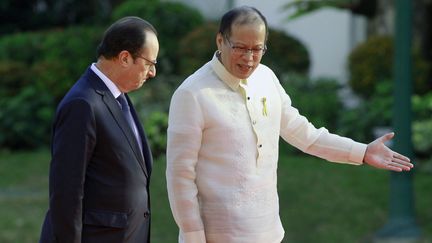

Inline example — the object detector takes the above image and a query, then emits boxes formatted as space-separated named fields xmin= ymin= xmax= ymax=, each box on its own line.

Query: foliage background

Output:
xmin=1 ymin=0 xmax=431 ymax=242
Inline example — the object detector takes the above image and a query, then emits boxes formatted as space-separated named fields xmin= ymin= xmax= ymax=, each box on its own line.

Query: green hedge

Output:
xmin=412 ymin=93 xmax=432 ymax=159
xmin=178 ymin=22 xmax=310 ymax=77
xmin=337 ymin=82 xmax=393 ymax=143
xmin=0 ymin=26 xmax=102 ymax=149
xmin=177 ymin=22 xmax=219 ymax=76
xmin=280 ymin=73 xmax=342 ymax=132
xmin=112 ymin=0 xmax=204 ymax=74
xmin=0 ymin=26 xmax=102 ymax=101
xmin=0 ymin=0 xmax=203 ymax=152
xmin=338 ymin=81 xmax=432 ymax=161
xmin=348 ymin=35 xmax=431 ymax=98
xmin=0 ymin=85 xmax=54 ymax=149
xmin=0 ymin=0 xmax=310 ymax=153
xmin=261 ymin=29 xmax=310 ymax=76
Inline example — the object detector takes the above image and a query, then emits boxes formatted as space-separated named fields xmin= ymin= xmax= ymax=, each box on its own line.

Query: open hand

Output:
xmin=363 ymin=132 xmax=413 ymax=172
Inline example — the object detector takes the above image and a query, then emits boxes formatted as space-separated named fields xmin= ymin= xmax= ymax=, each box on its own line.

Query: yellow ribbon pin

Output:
xmin=261 ymin=97 xmax=268 ymax=116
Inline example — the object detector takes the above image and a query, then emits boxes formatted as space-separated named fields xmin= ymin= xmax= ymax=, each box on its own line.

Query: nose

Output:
xmin=243 ymin=51 xmax=254 ymax=61
xmin=147 ymin=66 xmax=156 ymax=78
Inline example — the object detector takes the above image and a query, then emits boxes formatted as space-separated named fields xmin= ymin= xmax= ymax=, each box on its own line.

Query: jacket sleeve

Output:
xmin=166 ymin=88 xmax=207 ymax=243
xmin=49 ymin=98 xmax=96 ymax=243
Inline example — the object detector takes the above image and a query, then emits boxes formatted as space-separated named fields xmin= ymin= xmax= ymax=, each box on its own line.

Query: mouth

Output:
xmin=237 ymin=64 xmax=253 ymax=72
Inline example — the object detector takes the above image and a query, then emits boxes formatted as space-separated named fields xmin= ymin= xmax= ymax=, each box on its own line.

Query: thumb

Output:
xmin=379 ymin=132 xmax=394 ymax=143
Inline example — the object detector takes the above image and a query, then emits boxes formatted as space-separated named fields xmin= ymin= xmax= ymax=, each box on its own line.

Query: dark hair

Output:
xmin=218 ymin=6 xmax=268 ymax=42
xmin=96 ymin=16 xmax=157 ymax=59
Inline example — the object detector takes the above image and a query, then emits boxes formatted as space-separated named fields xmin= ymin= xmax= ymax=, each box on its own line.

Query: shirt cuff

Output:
xmin=348 ymin=141 xmax=367 ymax=165
xmin=180 ymin=230 xmax=206 ymax=243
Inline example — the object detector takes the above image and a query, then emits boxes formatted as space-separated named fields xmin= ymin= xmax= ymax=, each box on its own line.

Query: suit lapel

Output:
xmin=129 ymin=101 xmax=153 ymax=175
xmin=126 ymin=96 xmax=153 ymax=175
xmin=86 ymin=68 xmax=149 ymax=178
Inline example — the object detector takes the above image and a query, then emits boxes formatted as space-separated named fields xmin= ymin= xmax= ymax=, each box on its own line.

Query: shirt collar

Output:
xmin=91 ymin=63 xmax=122 ymax=98
xmin=210 ymin=52 xmax=246 ymax=91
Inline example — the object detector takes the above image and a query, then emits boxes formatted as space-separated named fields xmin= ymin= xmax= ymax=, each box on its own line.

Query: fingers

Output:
xmin=391 ymin=159 xmax=413 ymax=171
xmin=386 ymin=164 xmax=403 ymax=172
xmin=386 ymin=153 xmax=413 ymax=171
xmin=388 ymin=161 xmax=412 ymax=171
xmin=376 ymin=152 xmax=413 ymax=172
xmin=393 ymin=153 xmax=410 ymax=163
xmin=392 ymin=157 xmax=412 ymax=166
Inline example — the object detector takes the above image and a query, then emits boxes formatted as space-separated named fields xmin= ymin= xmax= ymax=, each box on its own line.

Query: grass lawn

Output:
xmin=0 ymin=148 xmax=431 ymax=243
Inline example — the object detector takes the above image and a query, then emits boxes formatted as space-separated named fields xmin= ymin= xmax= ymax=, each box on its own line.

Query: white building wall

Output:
xmin=170 ymin=0 xmax=367 ymax=83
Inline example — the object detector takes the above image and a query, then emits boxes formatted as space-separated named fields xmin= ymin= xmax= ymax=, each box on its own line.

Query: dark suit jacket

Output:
xmin=39 ymin=67 xmax=153 ymax=243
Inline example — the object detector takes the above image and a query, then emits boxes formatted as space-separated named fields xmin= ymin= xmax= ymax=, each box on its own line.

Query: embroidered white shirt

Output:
xmin=166 ymin=54 xmax=367 ymax=243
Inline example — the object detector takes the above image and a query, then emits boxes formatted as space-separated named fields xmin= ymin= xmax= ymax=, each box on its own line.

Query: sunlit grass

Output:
xmin=0 ymin=148 xmax=430 ymax=242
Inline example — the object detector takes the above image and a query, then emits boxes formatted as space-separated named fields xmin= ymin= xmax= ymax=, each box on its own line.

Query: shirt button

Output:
xmin=258 ymin=144 xmax=263 ymax=148
xmin=143 ymin=211 xmax=150 ymax=219
xmin=252 ymin=120 xmax=257 ymax=125
xmin=247 ymin=97 xmax=251 ymax=100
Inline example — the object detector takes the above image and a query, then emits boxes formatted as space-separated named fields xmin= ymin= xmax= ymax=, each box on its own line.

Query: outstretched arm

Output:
xmin=363 ymin=132 xmax=413 ymax=172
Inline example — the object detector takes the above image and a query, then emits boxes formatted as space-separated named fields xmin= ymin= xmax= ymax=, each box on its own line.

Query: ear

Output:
xmin=118 ymin=50 xmax=131 ymax=67
xmin=216 ymin=33 xmax=224 ymax=51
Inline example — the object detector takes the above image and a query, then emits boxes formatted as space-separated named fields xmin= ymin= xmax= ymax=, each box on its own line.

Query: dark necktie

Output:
xmin=117 ymin=94 xmax=142 ymax=151
xmin=117 ymin=93 xmax=135 ymax=128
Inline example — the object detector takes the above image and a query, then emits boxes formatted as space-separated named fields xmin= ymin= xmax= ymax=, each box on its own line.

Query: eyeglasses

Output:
xmin=136 ymin=55 xmax=157 ymax=69
xmin=224 ymin=36 xmax=267 ymax=57
xmin=137 ymin=55 xmax=157 ymax=66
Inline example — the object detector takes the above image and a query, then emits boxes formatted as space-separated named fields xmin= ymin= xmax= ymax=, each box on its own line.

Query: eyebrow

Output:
xmin=230 ymin=40 xmax=264 ymax=47
xmin=233 ymin=43 xmax=265 ymax=48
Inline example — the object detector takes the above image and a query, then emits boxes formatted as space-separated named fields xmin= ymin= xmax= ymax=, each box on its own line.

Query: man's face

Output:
xmin=123 ymin=31 xmax=159 ymax=92
xmin=217 ymin=22 xmax=266 ymax=79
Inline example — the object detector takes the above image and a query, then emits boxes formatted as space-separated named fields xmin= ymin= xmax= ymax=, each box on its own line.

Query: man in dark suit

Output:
xmin=39 ymin=16 xmax=158 ymax=243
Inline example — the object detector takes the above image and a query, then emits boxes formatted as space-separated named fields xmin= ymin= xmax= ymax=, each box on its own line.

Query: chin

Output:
xmin=138 ymin=80 xmax=146 ymax=86
xmin=236 ymin=73 xmax=252 ymax=79
xmin=234 ymin=68 xmax=255 ymax=79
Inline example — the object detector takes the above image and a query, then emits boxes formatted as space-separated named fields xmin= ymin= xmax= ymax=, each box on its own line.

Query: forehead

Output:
xmin=141 ymin=31 xmax=159 ymax=53
xmin=229 ymin=22 xmax=266 ymax=43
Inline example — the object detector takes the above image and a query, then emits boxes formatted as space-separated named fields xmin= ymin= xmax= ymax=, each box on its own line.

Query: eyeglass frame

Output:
xmin=224 ymin=35 xmax=267 ymax=57
xmin=133 ymin=52 xmax=158 ymax=73
xmin=136 ymin=55 xmax=157 ymax=66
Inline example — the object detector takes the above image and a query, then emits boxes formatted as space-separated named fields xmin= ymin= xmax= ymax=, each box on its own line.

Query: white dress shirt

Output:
xmin=166 ymin=53 xmax=367 ymax=243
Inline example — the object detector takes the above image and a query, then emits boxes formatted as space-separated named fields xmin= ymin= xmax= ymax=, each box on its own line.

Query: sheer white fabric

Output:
xmin=166 ymin=54 xmax=366 ymax=243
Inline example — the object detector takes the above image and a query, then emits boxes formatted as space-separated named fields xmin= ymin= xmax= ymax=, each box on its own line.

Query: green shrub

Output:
xmin=178 ymin=23 xmax=310 ymax=77
xmin=0 ymin=31 xmax=46 ymax=63
xmin=412 ymin=92 xmax=432 ymax=120
xmin=0 ymin=1 xmax=205 ymax=150
xmin=0 ymin=26 xmax=103 ymax=149
xmin=0 ymin=26 xmax=103 ymax=103
xmin=412 ymin=92 xmax=432 ymax=159
xmin=31 ymin=61 xmax=72 ymax=103
xmin=0 ymin=86 xmax=54 ymax=149
xmin=112 ymin=0 xmax=204 ymax=74
xmin=142 ymin=111 xmax=168 ymax=159
xmin=38 ymin=27 xmax=102 ymax=79
xmin=177 ymin=22 xmax=218 ymax=76
xmin=0 ymin=61 xmax=30 ymax=96
xmin=129 ymin=73 xmax=183 ymax=159
xmin=413 ymin=119 xmax=432 ymax=158
xmin=348 ymin=35 xmax=431 ymax=98
xmin=0 ymin=61 xmax=54 ymax=149
xmin=338 ymin=84 xmax=432 ymax=161
xmin=280 ymin=73 xmax=342 ymax=132
xmin=261 ymin=29 xmax=310 ymax=76
xmin=337 ymin=81 xmax=393 ymax=143
xmin=130 ymin=73 xmax=181 ymax=116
